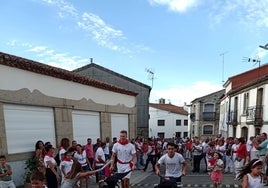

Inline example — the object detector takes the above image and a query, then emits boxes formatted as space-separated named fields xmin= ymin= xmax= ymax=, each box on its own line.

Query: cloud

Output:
xmin=40 ymin=0 xmax=78 ymax=18
xmin=6 ymin=40 xmax=89 ymax=70
xmin=77 ymin=13 xmax=130 ymax=53
xmin=148 ymin=0 xmax=199 ymax=13
xmin=150 ymin=81 xmax=223 ymax=106
xmin=209 ymin=0 xmax=268 ymax=28
xmin=38 ymin=0 xmax=151 ymax=54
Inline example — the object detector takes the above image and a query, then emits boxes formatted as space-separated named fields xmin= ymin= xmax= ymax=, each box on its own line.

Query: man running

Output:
xmin=110 ymin=130 xmax=136 ymax=188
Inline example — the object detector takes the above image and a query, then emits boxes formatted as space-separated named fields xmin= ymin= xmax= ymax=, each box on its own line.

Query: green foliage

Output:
xmin=24 ymin=156 xmax=40 ymax=183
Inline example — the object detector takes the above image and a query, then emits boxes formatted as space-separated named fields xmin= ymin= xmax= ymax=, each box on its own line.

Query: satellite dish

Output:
xmin=259 ymin=43 xmax=268 ymax=50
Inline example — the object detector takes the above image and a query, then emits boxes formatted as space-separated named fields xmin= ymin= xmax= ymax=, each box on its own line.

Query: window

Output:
xmin=158 ymin=132 xmax=165 ymax=138
xmin=176 ymin=132 xmax=181 ymax=138
xmin=243 ymin=93 xmax=249 ymax=114
xmin=176 ymin=119 xmax=181 ymax=126
xmin=203 ymin=125 xmax=213 ymax=135
xmin=184 ymin=119 xmax=188 ymax=126
xmin=203 ymin=103 xmax=215 ymax=120
xmin=204 ymin=103 xmax=214 ymax=112
xmin=158 ymin=119 xmax=165 ymax=126
xmin=183 ymin=132 xmax=188 ymax=138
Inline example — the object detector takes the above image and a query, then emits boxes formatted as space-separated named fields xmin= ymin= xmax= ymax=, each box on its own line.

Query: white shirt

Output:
xmin=44 ymin=155 xmax=56 ymax=168
xmin=247 ymin=173 xmax=262 ymax=188
xmin=59 ymin=148 xmax=66 ymax=161
xmin=95 ymin=147 xmax=105 ymax=166
xmin=103 ymin=143 xmax=110 ymax=155
xmin=60 ymin=159 xmax=73 ymax=175
xmin=112 ymin=142 xmax=136 ymax=163
xmin=157 ymin=152 xmax=185 ymax=178
xmin=73 ymin=150 xmax=87 ymax=165
xmin=231 ymin=143 xmax=238 ymax=158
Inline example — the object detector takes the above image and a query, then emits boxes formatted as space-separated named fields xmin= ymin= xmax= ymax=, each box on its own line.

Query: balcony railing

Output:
xmin=246 ymin=105 xmax=263 ymax=126
xmin=227 ymin=110 xmax=238 ymax=126
xmin=202 ymin=112 xmax=216 ymax=121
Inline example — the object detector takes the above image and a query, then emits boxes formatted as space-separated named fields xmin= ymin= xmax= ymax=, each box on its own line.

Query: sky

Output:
xmin=1 ymin=0 xmax=268 ymax=106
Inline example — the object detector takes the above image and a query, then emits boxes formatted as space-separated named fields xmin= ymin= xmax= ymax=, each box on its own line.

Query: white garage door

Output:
xmin=111 ymin=114 xmax=129 ymax=139
xmin=72 ymin=110 xmax=100 ymax=145
xmin=3 ymin=104 xmax=56 ymax=154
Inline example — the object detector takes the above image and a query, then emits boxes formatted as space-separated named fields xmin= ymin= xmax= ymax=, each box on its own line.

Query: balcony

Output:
xmin=246 ymin=105 xmax=263 ymax=126
xmin=190 ymin=113 xmax=195 ymax=121
xmin=202 ymin=112 xmax=216 ymax=121
xmin=227 ymin=110 xmax=238 ymax=126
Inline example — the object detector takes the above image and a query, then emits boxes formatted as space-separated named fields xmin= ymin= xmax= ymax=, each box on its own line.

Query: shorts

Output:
xmin=96 ymin=165 xmax=105 ymax=178
xmin=82 ymin=164 xmax=90 ymax=171
xmin=117 ymin=163 xmax=132 ymax=179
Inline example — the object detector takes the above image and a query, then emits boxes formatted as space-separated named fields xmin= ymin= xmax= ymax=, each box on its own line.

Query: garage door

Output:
xmin=72 ymin=110 xmax=100 ymax=145
xmin=111 ymin=114 xmax=129 ymax=139
xmin=3 ymin=104 xmax=56 ymax=154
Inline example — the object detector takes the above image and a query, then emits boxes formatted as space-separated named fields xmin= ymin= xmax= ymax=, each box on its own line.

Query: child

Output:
xmin=60 ymin=151 xmax=74 ymax=185
xmin=208 ymin=152 xmax=224 ymax=188
xmin=61 ymin=160 xmax=110 ymax=188
xmin=31 ymin=170 xmax=48 ymax=188
xmin=0 ymin=155 xmax=16 ymax=188
xmin=237 ymin=159 xmax=263 ymax=188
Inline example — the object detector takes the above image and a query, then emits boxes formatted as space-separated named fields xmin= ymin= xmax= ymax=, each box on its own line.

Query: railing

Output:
xmin=202 ymin=112 xmax=216 ymax=121
xmin=190 ymin=113 xmax=195 ymax=121
xmin=246 ymin=105 xmax=263 ymax=126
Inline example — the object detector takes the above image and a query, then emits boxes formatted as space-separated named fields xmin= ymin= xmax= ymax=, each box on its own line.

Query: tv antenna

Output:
xmin=242 ymin=57 xmax=261 ymax=67
xmin=242 ymin=56 xmax=261 ymax=78
xmin=220 ymin=51 xmax=228 ymax=84
xmin=145 ymin=68 xmax=155 ymax=88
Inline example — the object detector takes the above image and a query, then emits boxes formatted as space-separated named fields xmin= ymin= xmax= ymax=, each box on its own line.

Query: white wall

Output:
xmin=149 ymin=107 xmax=188 ymax=138
xmin=111 ymin=114 xmax=129 ymax=139
xmin=0 ymin=65 xmax=135 ymax=107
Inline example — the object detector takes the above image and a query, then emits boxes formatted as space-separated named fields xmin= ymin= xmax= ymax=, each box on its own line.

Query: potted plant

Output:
xmin=24 ymin=156 xmax=40 ymax=188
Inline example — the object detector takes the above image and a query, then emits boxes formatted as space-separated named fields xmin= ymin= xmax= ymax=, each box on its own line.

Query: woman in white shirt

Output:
xmin=44 ymin=144 xmax=60 ymax=188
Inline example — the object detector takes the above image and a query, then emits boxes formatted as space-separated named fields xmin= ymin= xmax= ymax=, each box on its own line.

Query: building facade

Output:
xmin=149 ymin=99 xmax=188 ymax=139
xmin=74 ymin=63 xmax=151 ymax=138
xmin=220 ymin=64 xmax=268 ymax=139
xmin=189 ymin=89 xmax=225 ymax=140
xmin=0 ymin=52 xmax=137 ymax=186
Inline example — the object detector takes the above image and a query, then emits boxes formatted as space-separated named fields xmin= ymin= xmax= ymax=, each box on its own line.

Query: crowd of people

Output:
xmin=1 ymin=131 xmax=268 ymax=188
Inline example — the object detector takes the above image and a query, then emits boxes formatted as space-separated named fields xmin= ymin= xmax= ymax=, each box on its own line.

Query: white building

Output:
xmin=0 ymin=52 xmax=137 ymax=186
xmin=149 ymin=99 xmax=188 ymax=139
xmin=220 ymin=64 xmax=268 ymax=139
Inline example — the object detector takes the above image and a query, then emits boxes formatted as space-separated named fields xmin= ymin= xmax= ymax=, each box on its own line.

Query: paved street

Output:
xmin=88 ymin=159 xmax=242 ymax=188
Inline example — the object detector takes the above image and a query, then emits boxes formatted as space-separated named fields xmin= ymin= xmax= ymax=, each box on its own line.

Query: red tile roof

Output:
xmin=226 ymin=63 xmax=268 ymax=91
xmin=150 ymin=103 xmax=188 ymax=115
xmin=0 ymin=52 xmax=137 ymax=96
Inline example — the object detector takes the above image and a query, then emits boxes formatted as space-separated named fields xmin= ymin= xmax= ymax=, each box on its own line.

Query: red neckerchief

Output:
xmin=118 ymin=139 xmax=128 ymax=145
xmin=45 ymin=153 xmax=53 ymax=158
xmin=64 ymin=158 xmax=72 ymax=162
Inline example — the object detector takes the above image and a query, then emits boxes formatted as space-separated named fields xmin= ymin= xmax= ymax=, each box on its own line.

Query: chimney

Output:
xmin=90 ymin=58 xmax=93 ymax=63
xmin=159 ymin=98 xmax=165 ymax=104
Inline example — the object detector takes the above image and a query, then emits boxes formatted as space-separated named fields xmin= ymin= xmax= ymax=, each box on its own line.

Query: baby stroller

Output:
xmin=153 ymin=175 xmax=182 ymax=188
xmin=99 ymin=170 xmax=131 ymax=188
